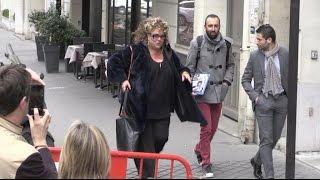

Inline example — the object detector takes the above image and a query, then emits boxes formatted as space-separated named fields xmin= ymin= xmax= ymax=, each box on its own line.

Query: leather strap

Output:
xmin=119 ymin=46 xmax=133 ymax=117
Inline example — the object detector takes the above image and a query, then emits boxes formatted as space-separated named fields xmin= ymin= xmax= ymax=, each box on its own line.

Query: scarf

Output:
xmin=262 ymin=43 xmax=283 ymax=97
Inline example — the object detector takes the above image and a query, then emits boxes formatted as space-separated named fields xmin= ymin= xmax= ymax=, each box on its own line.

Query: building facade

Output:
xmin=1 ymin=0 xmax=319 ymax=152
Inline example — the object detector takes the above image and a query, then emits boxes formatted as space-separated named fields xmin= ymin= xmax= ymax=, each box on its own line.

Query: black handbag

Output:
xmin=116 ymin=46 xmax=140 ymax=151
xmin=116 ymin=91 xmax=140 ymax=151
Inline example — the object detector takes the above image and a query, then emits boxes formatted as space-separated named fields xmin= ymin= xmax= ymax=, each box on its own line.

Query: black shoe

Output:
xmin=194 ymin=150 xmax=203 ymax=165
xmin=250 ymin=158 xmax=263 ymax=179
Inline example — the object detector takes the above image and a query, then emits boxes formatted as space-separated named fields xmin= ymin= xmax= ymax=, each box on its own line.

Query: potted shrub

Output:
xmin=29 ymin=5 xmax=86 ymax=73
xmin=63 ymin=22 xmax=86 ymax=72
xmin=28 ymin=10 xmax=48 ymax=61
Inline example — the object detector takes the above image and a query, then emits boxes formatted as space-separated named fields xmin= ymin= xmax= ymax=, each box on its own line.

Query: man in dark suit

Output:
xmin=241 ymin=24 xmax=289 ymax=179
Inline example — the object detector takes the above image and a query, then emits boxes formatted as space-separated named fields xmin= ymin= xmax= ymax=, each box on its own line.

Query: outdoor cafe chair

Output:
xmin=92 ymin=44 xmax=118 ymax=93
xmin=75 ymin=42 xmax=103 ymax=80
xmin=72 ymin=37 xmax=94 ymax=45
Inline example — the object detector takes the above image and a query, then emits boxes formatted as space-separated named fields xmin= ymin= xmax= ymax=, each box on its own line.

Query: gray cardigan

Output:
xmin=186 ymin=34 xmax=235 ymax=104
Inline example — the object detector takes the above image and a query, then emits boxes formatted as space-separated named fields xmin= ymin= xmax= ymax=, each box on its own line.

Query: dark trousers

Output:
xmin=254 ymin=94 xmax=287 ymax=178
xmin=134 ymin=117 xmax=170 ymax=178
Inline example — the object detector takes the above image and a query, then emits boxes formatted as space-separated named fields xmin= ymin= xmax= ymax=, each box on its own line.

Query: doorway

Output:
xmin=223 ymin=0 xmax=244 ymax=121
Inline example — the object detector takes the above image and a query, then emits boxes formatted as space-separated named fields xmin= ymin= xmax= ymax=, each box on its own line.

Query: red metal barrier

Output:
xmin=49 ymin=147 xmax=193 ymax=179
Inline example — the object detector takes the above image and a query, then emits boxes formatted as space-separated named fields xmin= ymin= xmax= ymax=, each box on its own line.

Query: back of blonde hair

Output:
xmin=58 ymin=121 xmax=110 ymax=179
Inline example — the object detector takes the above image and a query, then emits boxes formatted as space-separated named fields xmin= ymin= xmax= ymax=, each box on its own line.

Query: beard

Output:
xmin=206 ymin=30 xmax=219 ymax=40
xmin=258 ymin=43 xmax=269 ymax=51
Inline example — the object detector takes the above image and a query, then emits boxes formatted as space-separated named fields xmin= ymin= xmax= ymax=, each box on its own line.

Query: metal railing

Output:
xmin=49 ymin=147 xmax=193 ymax=179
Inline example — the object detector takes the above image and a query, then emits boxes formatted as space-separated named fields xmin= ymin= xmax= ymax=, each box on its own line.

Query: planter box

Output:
xmin=43 ymin=44 xmax=60 ymax=73
xmin=59 ymin=43 xmax=65 ymax=60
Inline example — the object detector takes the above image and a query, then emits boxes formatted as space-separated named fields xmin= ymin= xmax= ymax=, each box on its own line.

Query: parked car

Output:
xmin=178 ymin=0 xmax=194 ymax=26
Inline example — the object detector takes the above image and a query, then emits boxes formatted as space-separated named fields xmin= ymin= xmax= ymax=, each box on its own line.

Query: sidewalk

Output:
xmin=218 ymin=116 xmax=320 ymax=179
xmin=1 ymin=28 xmax=320 ymax=179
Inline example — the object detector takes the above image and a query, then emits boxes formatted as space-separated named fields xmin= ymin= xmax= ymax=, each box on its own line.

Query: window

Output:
xmin=177 ymin=0 xmax=194 ymax=46
xmin=110 ymin=0 xmax=131 ymax=46
xmin=56 ymin=0 xmax=61 ymax=15
xmin=109 ymin=0 xmax=152 ymax=46
xmin=141 ymin=0 xmax=152 ymax=20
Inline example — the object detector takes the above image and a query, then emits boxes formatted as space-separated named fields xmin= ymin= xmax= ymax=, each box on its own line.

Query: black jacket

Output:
xmin=107 ymin=43 xmax=207 ymax=129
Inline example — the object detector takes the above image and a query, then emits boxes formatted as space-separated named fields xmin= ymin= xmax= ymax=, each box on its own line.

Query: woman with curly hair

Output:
xmin=107 ymin=17 xmax=207 ymax=178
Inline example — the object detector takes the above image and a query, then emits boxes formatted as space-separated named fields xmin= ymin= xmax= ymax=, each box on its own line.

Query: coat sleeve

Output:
xmin=224 ymin=45 xmax=235 ymax=85
xmin=185 ymin=38 xmax=198 ymax=74
xmin=241 ymin=53 xmax=259 ymax=102
xmin=15 ymin=148 xmax=57 ymax=179
xmin=172 ymin=50 xmax=190 ymax=74
xmin=107 ymin=46 xmax=133 ymax=84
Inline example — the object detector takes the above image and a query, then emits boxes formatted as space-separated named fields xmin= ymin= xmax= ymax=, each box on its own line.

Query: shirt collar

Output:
xmin=0 ymin=116 xmax=22 ymax=135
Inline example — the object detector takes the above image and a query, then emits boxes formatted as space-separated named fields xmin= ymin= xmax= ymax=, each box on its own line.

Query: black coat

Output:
xmin=107 ymin=43 xmax=207 ymax=130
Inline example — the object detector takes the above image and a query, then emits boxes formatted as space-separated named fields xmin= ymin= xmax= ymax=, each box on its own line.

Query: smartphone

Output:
xmin=28 ymin=85 xmax=46 ymax=116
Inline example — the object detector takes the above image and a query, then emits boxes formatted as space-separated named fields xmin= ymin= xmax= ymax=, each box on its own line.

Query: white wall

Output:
xmin=296 ymin=83 xmax=320 ymax=151
xmin=30 ymin=0 xmax=45 ymax=10
xmin=27 ymin=0 xmax=45 ymax=39
xmin=0 ymin=0 xmax=2 ymax=23
xmin=1 ymin=0 xmax=15 ymax=11
xmin=238 ymin=0 xmax=256 ymax=143
xmin=0 ymin=0 xmax=45 ymax=36
xmin=194 ymin=0 xmax=227 ymax=37
xmin=23 ymin=0 xmax=45 ymax=38
xmin=269 ymin=0 xmax=290 ymax=48
xmin=296 ymin=0 xmax=320 ymax=152
xmin=190 ymin=0 xmax=228 ymax=52
xmin=61 ymin=0 xmax=70 ymax=16
xmin=15 ymin=0 xmax=24 ymax=34
xmin=45 ymin=0 xmax=56 ymax=11
xmin=152 ymin=0 xmax=178 ymax=47
xmin=1 ymin=0 xmax=15 ymax=28
xmin=61 ymin=0 xmax=81 ymax=30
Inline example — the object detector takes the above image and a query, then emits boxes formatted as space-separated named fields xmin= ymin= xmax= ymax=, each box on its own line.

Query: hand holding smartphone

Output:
xmin=27 ymin=108 xmax=51 ymax=147
xmin=28 ymin=85 xmax=46 ymax=116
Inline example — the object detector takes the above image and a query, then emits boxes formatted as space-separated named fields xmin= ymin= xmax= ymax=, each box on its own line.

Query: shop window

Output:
xmin=177 ymin=0 xmax=194 ymax=46
xmin=109 ymin=0 xmax=152 ymax=46
xmin=141 ymin=0 xmax=152 ymax=20
xmin=56 ymin=0 xmax=61 ymax=15
xmin=110 ymin=0 xmax=131 ymax=46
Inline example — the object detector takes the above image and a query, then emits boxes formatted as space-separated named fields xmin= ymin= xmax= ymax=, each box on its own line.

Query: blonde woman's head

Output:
xmin=132 ymin=16 xmax=169 ymax=46
xmin=58 ymin=121 xmax=110 ymax=179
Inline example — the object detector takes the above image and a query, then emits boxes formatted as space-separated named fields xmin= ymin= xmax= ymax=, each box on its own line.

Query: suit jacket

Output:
xmin=241 ymin=46 xmax=289 ymax=103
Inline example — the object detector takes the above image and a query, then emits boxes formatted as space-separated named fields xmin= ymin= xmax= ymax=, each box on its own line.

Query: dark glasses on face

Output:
xmin=151 ymin=34 xmax=165 ymax=40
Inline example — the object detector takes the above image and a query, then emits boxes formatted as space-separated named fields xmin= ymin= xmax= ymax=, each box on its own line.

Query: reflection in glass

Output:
xmin=110 ymin=0 xmax=152 ymax=46
xmin=112 ymin=0 xmax=129 ymax=45
xmin=177 ymin=0 xmax=194 ymax=46
xmin=126 ymin=0 xmax=132 ymax=45
xmin=141 ymin=0 xmax=152 ymax=20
